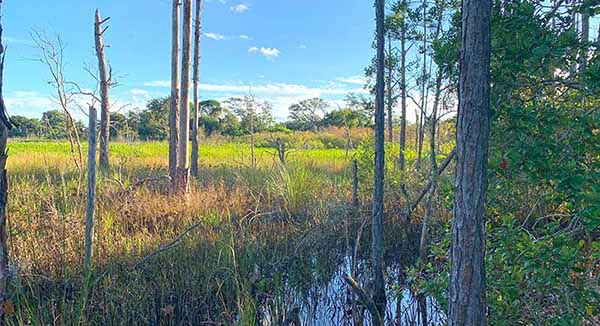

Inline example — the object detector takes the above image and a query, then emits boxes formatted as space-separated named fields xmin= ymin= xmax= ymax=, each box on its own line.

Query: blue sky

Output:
xmin=3 ymin=0 xmax=375 ymax=121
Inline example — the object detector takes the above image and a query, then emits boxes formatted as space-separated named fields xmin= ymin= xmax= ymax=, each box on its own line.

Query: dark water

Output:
xmin=255 ymin=256 xmax=446 ymax=325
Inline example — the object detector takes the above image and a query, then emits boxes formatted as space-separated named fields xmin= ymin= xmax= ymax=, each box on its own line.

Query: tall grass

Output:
xmin=4 ymin=140 xmax=352 ymax=324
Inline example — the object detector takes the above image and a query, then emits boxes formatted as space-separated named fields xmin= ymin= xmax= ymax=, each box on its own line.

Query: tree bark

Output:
xmin=372 ymin=0 xmax=387 ymax=322
xmin=386 ymin=34 xmax=394 ymax=143
xmin=177 ymin=0 xmax=192 ymax=192
xmin=94 ymin=9 xmax=111 ymax=171
xmin=0 ymin=3 xmax=11 ymax=317
xmin=416 ymin=0 xmax=428 ymax=171
xmin=191 ymin=0 xmax=202 ymax=177
xmin=580 ymin=2 xmax=589 ymax=72
xmin=448 ymin=0 xmax=491 ymax=323
xmin=84 ymin=105 xmax=97 ymax=278
xmin=169 ymin=0 xmax=181 ymax=190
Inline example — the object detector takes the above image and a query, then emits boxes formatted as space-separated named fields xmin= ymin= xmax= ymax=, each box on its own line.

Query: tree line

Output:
xmin=8 ymin=95 xmax=375 ymax=141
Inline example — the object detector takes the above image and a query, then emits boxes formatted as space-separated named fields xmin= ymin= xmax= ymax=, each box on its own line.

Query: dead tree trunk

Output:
xmin=352 ymin=159 xmax=359 ymax=208
xmin=191 ymin=0 xmax=202 ymax=177
xmin=169 ymin=0 xmax=181 ymax=190
xmin=372 ymin=0 xmax=387 ymax=322
xmin=248 ymin=97 xmax=257 ymax=168
xmin=94 ymin=9 xmax=111 ymax=171
xmin=177 ymin=0 xmax=192 ymax=192
xmin=84 ymin=105 xmax=97 ymax=279
xmin=448 ymin=0 xmax=491 ymax=324
xmin=386 ymin=34 xmax=394 ymax=143
xmin=0 ymin=3 xmax=13 ymax=316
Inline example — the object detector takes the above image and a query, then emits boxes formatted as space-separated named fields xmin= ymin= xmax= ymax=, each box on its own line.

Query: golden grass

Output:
xmin=4 ymin=140 xmax=353 ymax=324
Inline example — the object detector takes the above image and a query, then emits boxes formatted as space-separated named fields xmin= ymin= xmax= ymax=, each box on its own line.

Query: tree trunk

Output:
xmin=580 ymin=2 xmax=589 ymax=72
xmin=352 ymin=159 xmax=359 ymax=208
xmin=418 ymin=70 xmax=442 ymax=264
xmin=84 ymin=105 xmax=97 ymax=278
xmin=419 ymin=0 xmax=445 ymax=266
xmin=177 ymin=0 xmax=192 ymax=192
xmin=399 ymin=13 xmax=407 ymax=172
xmin=250 ymin=129 xmax=256 ymax=168
xmin=414 ymin=109 xmax=419 ymax=152
xmin=94 ymin=9 xmax=111 ymax=171
xmin=0 ymin=137 xmax=7 ymax=321
xmin=249 ymin=98 xmax=256 ymax=168
xmin=169 ymin=0 xmax=181 ymax=190
xmin=0 ymin=3 xmax=11 ymax=316
xmin=372 ymin=0 xmax=387 ymax=323
xmin=448 ymin=0 xmax=491 ymax=324
xmin=386 ymin=34 xmax=394 ymax=143
xmin=416 ymin=0 xmax=428 ymax=171
xmin=191 ymin=0 xmax=202 ymax=177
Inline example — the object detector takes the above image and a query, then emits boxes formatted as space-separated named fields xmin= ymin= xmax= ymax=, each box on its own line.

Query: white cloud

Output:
xmin=336 ymin=75 xmax=368 ymax=85
xmin=5 ymin=91 xmax=55 ymax=118
xmin=204 ymin=32 xmax=226 ymax=40
xmin=248 ymin=46 xmax=280 ymax=58
xmin=298 ymin=44 xmax=307 ymax=49
xmin=239 ymin=34 xmax=250 ymax=40
xmin=230 ymin=4 xmax=249 ymax=13
xmin=4 ymin=89 xmax=157 ymax=122
xmin=129 ymin=88 xmax=150 ymax=96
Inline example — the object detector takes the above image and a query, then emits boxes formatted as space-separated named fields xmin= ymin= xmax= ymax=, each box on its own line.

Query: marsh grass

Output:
xmin=4 ymin=140 xmax=357 ymax=325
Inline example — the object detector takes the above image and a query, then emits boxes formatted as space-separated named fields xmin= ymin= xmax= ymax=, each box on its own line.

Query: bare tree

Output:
xmin=31 ymin=31 xmax=84 ymax=182
xmin=83 ymin=104 xmax=97 ymax=304
xmin=94 ymin=9 xmax=112 ymax=171
xmin=177 ymin=0 xmax=193 ymax=192
xmin=448 ymin=0 xmax=492 ymax=324
xmin=0 ymin=1 xmax=13 ymax=318
xmin=191 ymin=0 xmax=202 ymax=177
xmin=169 ymin=0 xmax=181 ymax=190
xmin=372 ymin=0 xmax=387 ymax=322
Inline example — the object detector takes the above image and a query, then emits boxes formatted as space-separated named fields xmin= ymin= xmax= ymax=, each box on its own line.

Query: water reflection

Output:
xmin=256 ymin=256 xmax=446 ymax=325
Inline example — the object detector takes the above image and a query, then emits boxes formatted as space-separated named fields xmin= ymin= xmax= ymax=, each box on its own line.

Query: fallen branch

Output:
xmin=406 ymin=148 xmax=456 ymax=221
xmin=343 ymin=274 xmax=383 ymax=326
xmin=134 ymin=220 xmax=204 ymax=269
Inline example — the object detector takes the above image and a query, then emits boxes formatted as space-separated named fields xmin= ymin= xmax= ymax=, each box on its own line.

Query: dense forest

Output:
xmin=0 ymin=0 xmax=597 ymax=325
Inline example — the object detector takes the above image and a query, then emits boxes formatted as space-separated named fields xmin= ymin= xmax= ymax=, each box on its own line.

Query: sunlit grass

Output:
xmin=4 ymin=140 xmax=355 ymax=324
